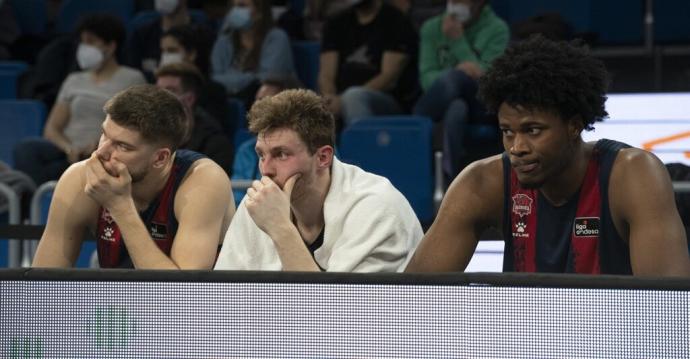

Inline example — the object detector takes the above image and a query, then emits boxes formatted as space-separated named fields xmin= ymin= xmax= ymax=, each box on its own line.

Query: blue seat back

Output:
xmin=9 ymin=0 xmax=47 ymax=35
xmin=0 ymin=100 xmax=46 ymax=165
xmin=0 ymin=62 xmax=29 ymax=99
xmin=292 ymin=41 xmax=320 ymax=90
xmin=56 ymin=0 xmax=135 ymax=34
xmin=339 ymin=116 xmax=434 ymax=223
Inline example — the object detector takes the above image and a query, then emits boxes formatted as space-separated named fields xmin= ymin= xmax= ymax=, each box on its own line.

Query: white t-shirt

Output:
xmin=215 ymin=157 xmax=423 ymax=272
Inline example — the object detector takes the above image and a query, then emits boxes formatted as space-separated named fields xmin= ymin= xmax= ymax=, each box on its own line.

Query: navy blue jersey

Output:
xmin=96 ymin=150 xmax=206 ymax=268
xmin=501 ymin=139 xmax=632 ymax=274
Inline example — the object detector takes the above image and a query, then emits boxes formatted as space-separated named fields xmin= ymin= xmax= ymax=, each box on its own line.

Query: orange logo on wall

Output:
xmin=641 ymin=130 xmax=690 ymax=158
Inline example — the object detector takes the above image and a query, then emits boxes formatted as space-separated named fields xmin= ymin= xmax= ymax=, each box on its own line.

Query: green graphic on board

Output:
xmin=8 ymin=337 xmax=44 ymax=358
xmin=93 ymin=305 xmax=132 ymax=349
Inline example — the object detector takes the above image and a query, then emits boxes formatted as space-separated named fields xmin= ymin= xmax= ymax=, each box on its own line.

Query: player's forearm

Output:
xmin=269 ymin=225 xmax=321 ymax=272
xmin=109 ymin=201 xmax=180 ymax=270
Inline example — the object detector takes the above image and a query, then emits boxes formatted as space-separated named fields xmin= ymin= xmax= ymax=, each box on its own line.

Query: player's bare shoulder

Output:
xmin=443 ymin=154 xmax=505 ymax=224
xmin=180 ymin=157 xmax=230 ymax=186
xmin=447 ymin=154 xmax=504 ymax=197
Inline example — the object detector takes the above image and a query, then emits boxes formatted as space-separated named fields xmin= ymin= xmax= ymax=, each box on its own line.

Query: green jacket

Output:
xmin=419 ymin=6 xmax=509 ymax=90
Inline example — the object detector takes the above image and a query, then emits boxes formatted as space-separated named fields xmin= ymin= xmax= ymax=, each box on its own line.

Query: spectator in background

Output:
xmin=277 ymin=0 xmax=351 ymax=41
xmin=413 ymin=0 xmax=509 ymax=179
xmin=160 ymin=25 xmax=231 ymax=136
xmin=14 ymin=14 xmax=146 ymax=186
xmin=211 ymin=0 xmax=295 ymax=108
xmin=127 ymin=0 xmax=215 ymax=80
xmin=318 ymin=0 xmax=419 ymax=128
xmin=156 ymin=62 xmax=235 ymax=176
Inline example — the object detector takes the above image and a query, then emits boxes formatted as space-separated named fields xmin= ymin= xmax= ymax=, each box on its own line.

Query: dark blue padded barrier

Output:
xmin=340 ymin=116 xmax=434 ymax=224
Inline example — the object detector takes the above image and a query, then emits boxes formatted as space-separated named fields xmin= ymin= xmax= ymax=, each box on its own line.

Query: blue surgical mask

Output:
xmin=223 ymin=6 xmax=252 ymax=31
xmin=447 ymin=2 xmax=471 ymax=23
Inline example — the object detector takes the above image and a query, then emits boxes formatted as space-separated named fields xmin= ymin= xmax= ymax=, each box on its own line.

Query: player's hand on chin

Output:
xmin=245 ymin=173 xmax=301 ymax=236
xmin=84 ymin=152 xmax=133 ymax=210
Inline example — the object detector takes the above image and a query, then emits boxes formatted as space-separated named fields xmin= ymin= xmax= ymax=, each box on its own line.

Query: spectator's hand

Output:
xmin=324 ymin=94 xmax=342 ymax=116
xmin=442 ymin=15 xmax=464 ymax=40
xmin=84 ymin=152 xmax=133 ymax=211
xmin=245 ymin=174 xmax=300 ymax=236
xmin=456 ymin=61 xmax=483 ymax=80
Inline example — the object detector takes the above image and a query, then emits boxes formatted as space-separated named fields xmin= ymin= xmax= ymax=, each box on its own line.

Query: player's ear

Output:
xmin=152 ymin=148 xmax=172 ymax=168
xmin=315 ymin=145 xmax=334 ymax=169
xmin=568 ymin=115 xmax=584 ymax=139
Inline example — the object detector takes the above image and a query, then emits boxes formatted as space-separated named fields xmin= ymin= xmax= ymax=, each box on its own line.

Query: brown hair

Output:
xmin=103 ymin=84 xmax=187 ymax=151
xmin=155 ymin=62 xmax=205 ymax=95
xmin=248 ymin=89 xmax=335 ymax=153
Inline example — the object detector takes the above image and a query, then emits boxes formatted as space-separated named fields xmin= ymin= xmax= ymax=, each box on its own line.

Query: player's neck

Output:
xmin=130 ymin=157 xmax=175 ymax=211
xmin=540 ymin=141 xmax=591 ymax=206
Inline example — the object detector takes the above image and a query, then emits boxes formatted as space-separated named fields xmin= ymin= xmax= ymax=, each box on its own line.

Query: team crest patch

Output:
xmin=573 ymin=217 xmax=600 ymax=237
xmin=149 ymin=222 xmax=168 ymax=240
xmin=512 ymin=194 xmax=533 ymax=217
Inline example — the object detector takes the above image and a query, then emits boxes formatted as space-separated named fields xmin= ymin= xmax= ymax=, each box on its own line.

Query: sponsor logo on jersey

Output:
xmin=149 ymin=222 xmax=168 ymax=240
xmin=573 ymin=217 xmax=600 ymax=237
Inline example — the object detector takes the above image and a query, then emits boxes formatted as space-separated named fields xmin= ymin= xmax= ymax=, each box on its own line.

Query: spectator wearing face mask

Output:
xmin=127 ymin=0 xmax=215 ymax=81
xmin=211 ymin=0 xmax=296 ymax=108
xmin=413 ymin=0 xmax=509 ymax=180
xmin=160 ymin=25 xmax=232 ymax=138
xmin=13 ymin=14 xmax=146 ymax=186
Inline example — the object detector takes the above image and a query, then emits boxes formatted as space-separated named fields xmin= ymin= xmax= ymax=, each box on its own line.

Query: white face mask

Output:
xmin=447 ymin=2 xmax=471 ymax=23
xmin=223 ymin=6 xmax=252 ymax=31
xmin=160 ymin=52 xmax=184 ymax=66
xmin=76 ymin=43 xmax=104 ymax=71
xmin=155 ymin=0 xmax=179 ymax=16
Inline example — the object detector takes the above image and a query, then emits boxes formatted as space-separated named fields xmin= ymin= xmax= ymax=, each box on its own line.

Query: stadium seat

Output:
xmin=55 ymin=0 xmax=135 ymax=34
xmin=292 ymin=41 xmax=320 ymax=91
xmin=339 ymin=116 xmax=435 ymax=224
xmin=227 ymin=98 xmax=247 ymax=140
xmin=8 ymin=0 xmax=47 ymax=35
xmin=0 ymin=100 xmax=46 ymax=166
xmin=0 ymin=61 xmax=29 ymax=99
xmin=0 ymin=72 xmax=20 ymax=99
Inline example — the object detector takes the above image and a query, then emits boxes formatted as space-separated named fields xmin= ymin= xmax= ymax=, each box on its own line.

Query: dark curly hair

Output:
xmin=478 ymin=34 xmax=609 ymax=131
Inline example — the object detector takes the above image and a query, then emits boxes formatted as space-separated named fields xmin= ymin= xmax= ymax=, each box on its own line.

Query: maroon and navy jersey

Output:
xmin=501 ymin=139 xmax=632 ymax=274
xmin=96 ymin=150 xmax=206 ymax=268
